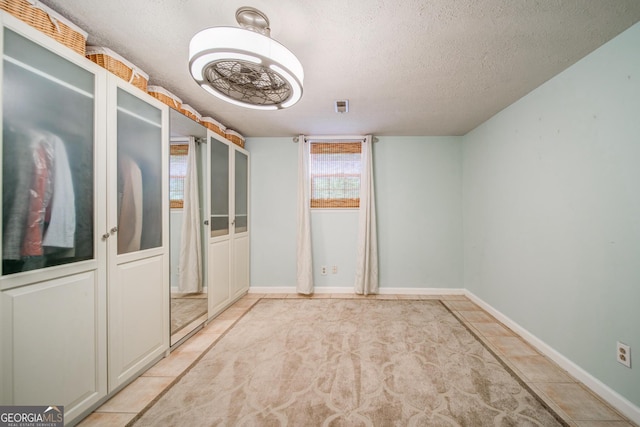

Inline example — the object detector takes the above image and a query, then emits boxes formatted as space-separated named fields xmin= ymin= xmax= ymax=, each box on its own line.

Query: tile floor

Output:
xmin=76 ymin=293 xmax=637 ymax=427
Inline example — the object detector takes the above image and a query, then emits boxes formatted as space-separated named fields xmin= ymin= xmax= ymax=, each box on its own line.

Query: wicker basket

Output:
xmin=0 ymin=0 xmax=88 ymax=55
xmin=86 ymin=46 xmax=149 ymax=91
xmin=225 ymin=129 xmax=245 ymax=148
xmin=201 ymin=116 xmax=226 ymax=137
xmin=147 ymin=86 xmax=182 ymax=110
xmin=180 ymin=104 xmax=201 ymax=122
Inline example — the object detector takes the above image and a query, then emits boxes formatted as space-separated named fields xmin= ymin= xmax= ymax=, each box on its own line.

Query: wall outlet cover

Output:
xmin=617 ymin=341 xmax=631 ymax=368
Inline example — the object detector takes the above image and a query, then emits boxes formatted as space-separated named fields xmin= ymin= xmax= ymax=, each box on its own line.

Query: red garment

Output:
xmin=21 ymin=142 xmax=53 ymax=257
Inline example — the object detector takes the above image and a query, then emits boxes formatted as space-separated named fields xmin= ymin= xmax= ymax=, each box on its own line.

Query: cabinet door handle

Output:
xmin=203 ymin=220 xmax=209 ymax=225
xmin=110 ymin=226 xmax=118 ymax=234
xmin=102 ymin=233 xmax=110 ymax=240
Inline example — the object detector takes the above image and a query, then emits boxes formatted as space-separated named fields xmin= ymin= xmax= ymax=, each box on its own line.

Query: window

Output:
xmin=169 ymin=144 xmax=188 ymax=208
xmin=309 ymin=141 xmax=361 ymax=208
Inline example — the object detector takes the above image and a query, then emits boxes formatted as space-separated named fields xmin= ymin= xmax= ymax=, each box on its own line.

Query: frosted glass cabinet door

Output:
xmin=116 ymin=88 xmax=163 ymax=254
xmin=109 ymin=83 xmax=168 ymax=392
xmin=210 ymin=137 xmax=229 ymax=237
xmin=2 ymin=28 xmax=95 ymax=276
xmin=234 ymin=150 xmax=248 ymax=233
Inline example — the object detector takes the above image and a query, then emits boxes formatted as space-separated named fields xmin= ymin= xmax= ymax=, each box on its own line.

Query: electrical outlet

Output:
xmin=617 ymin=342 xmax=631 ymax=368
xmin=320 ymin=266 xmax=327 ymax=276
xmin=332 ymin=265 xmax=338 ymax=274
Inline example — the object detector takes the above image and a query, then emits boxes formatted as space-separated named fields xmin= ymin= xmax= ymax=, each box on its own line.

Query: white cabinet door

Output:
xmin=106 ymin=79 xmax=169 ymax=391
xmin=0 ymin=13 xmax=107 ymax=422
xmin=206 ymin=133 xmax=250 ymax=315
xmin=207 ymin=134 xmax=232 ymax=315
xmin=231 ymin=148 xmax=250 ymax=299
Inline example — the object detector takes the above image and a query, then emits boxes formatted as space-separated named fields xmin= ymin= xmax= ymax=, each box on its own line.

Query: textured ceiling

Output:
xmin=39 ymin=0 xmax=640 ymax=137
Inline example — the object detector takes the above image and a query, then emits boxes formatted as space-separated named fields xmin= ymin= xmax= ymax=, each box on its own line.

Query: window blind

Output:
xmin=169 ymin=144 xmax=188 ymax=208
xmin=310 ymin=141 xmax=361 ymax=208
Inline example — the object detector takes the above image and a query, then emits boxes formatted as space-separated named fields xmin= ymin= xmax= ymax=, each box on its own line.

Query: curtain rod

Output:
xmin=293 ymin=135 xmax=377 ymax=143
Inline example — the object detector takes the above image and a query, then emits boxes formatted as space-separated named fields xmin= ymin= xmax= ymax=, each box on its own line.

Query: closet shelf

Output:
xmin=4 ymin=54 xmax=93 ymax=98
xmin=117 ymin=106 xmax=162 ymax=128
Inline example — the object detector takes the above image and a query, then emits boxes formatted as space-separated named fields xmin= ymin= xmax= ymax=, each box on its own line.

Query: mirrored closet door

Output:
xmin=169 ymin=109 xmax=208 ymax=346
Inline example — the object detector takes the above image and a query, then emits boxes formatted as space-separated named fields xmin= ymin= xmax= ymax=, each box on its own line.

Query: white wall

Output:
xmin=463 ymin=22 xmax=640 ymax=409
xmin=247 ymin=136 xmax=463 ymax=290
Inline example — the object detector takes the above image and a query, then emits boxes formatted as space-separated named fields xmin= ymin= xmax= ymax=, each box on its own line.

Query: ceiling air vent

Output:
xmin=335 ymin=100 xmax=349 ymax=113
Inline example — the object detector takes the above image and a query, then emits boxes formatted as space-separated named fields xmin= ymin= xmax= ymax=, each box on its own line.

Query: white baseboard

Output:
xmin=248 ymin=286 xmax=466 ymax=295
xmin=171 ymin=286 xmax=208 ymax=293
xmin=248 ymin=286 xmax=297 ymax=293
xmin=378 ymin=287 xmax=465 ymax=295
xmin=465 ymin=290 xmax=640 ymax=425
xmin=248 ymin=286 xmax=351 ymax=294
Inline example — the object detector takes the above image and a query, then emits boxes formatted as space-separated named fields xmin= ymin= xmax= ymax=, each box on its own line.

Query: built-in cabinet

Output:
xmin=0 ymin=11 xmax=249 ymax=425
xmin=207 ymin=134 xmax=250 ymax=316
xmin=0 ymin=13 xmax=168 ymax=424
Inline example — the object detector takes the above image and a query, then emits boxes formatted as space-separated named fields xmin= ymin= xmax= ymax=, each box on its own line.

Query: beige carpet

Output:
xmin=170 ymin=297 xmax=207 ymax=335
xmin=136 ymin=299 xmax=565 ymax=426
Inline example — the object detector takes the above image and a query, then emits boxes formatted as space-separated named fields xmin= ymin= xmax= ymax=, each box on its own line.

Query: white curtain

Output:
xmin=296 ymin=135 xmax=314 ymax=294
xmin=354 ymin=135 xmax=379 ymax=295
xmin=178 ymin=137 xmax=202 ymax=293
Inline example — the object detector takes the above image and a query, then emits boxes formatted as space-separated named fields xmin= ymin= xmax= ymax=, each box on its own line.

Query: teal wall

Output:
xmin=375 ymin=137 xmax=463 ymax=288
xmin=246 ymin=136 xmax=463 ymax=290
xmin=463 ymin=22 xmax=640 ymax=407
xmin=247 ymin=137 xmax=298 ymax=287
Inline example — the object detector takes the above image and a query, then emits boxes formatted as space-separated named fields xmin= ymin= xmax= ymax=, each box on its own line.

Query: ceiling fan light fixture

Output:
xmin=189 ymin=7 xmax=304 ymax=110
xmin=200 ymin=83 xmax=279 ymax=111
xmin=190 ymin=51 xmax=262 ymax=81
